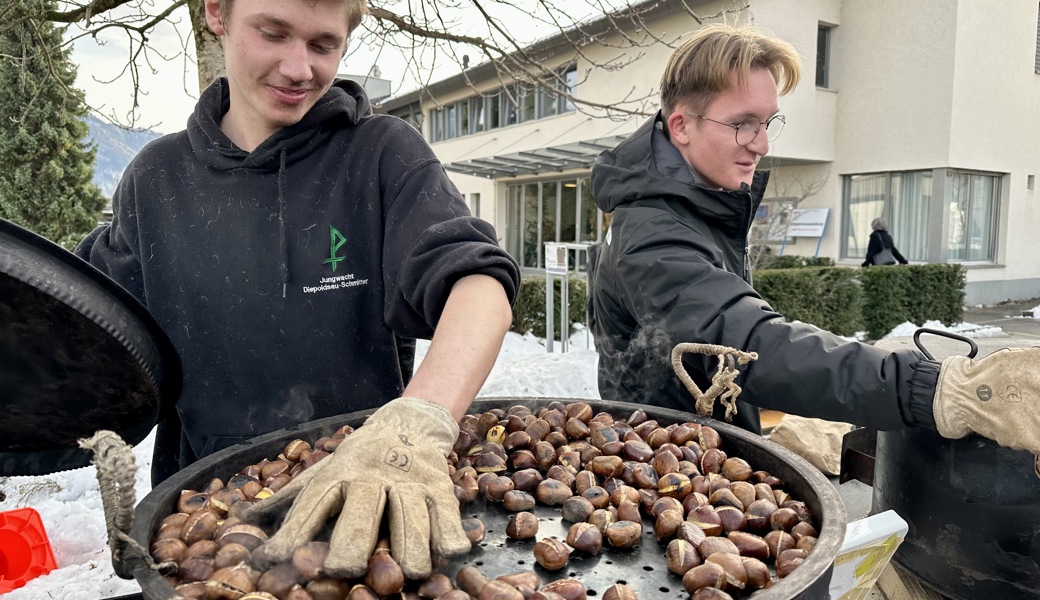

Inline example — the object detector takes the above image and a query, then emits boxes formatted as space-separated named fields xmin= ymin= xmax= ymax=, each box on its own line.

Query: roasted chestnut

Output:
xmin=533 ymin=537 xmax=570 ymax=571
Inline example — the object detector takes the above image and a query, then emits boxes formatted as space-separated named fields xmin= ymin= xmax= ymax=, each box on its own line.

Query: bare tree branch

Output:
xmin=46 ymin=0 xmax=155 ymax=24
xmin=25 ymin=0 xmax=750 ymax=127
xmin=748 ymin=161 xmax=830 ymax=270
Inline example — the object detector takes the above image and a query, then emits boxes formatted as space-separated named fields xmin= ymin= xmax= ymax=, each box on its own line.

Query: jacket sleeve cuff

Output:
xmin=907 ymin=359 xmax=941 ymax=429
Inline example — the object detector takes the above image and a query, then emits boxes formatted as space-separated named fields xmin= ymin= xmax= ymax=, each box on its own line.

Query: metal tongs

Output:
xmin=914 ymin=328 xmax=1040 ymax=479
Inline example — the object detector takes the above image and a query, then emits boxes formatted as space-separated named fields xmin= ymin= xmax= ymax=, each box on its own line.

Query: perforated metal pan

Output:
xmin=129 ymin=398 xmax=846 ymax=600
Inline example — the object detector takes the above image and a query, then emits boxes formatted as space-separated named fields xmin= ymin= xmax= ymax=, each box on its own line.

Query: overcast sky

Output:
xmin=69 ymin=5 xmax=198 ymax=134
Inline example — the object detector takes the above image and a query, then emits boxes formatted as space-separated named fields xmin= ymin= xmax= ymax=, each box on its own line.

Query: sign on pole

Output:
xmin=781 ymin=208 xmax=830 ymax=257
xmin=786 ymin=208 xmax=829 ymax=238
xmin=545 ymin=243 xmax=568 ymax=274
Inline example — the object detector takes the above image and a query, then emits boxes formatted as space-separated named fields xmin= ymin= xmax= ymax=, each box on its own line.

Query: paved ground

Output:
xmin=962 ymin=296 xmax=1040 ymax=340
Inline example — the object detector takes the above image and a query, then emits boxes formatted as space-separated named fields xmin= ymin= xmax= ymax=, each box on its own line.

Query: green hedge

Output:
xmin=511 ymin=274 xmax=588 ymax=338
xmin=859 ymin=264 xmax=965 ymax=340
xmin=509 ymin=264 xmax=965 ymax=342
xmin=755 ymin=263 xmax=965 ymax=340
xmin=753 ymin=267 xmax=862 ymax=336
xmin=755 ymin=254 xmax=835 ymax=270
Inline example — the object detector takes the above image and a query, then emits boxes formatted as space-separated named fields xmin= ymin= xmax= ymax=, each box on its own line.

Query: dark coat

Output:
xmin=588 ymin=114 xmax=939 ymax=434
xmin=862 ymin=229 xmax=908 ymax=266
xmin=77 ymin=78 xmax=520 ymax=483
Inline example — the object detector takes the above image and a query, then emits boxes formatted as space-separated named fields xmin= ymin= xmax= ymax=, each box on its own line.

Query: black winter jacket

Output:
xmin=77 ymin=78 xmax=519 ymax=482
xmin=862 ymin=229 xmax=908 ymax=266
xmin=589 ymin=114 xmax=939 ymax=434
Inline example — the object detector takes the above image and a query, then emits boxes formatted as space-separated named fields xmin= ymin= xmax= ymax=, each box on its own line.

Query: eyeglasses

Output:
xmin=683 ymin=112 xmax=786 ymax=146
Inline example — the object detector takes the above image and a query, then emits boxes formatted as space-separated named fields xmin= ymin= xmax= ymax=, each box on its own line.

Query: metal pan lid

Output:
xmin=0 ymin=218 xmax=181 ymax=476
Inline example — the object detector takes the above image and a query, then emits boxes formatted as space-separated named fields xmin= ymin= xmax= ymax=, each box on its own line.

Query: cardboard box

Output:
xmin=828 ymin=510 xmax=909 ymax=600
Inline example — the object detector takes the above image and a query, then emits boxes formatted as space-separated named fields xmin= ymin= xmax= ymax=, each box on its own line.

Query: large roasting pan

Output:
xmin=127 ymin=398 xmax=847 ymax=600
xmin=0 ymin=218 xmax=181 ymax=476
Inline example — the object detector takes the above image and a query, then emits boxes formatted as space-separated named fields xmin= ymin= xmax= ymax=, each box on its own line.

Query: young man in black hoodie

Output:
xmin=77 ymin=0 xmax=519 ymax=580
xmin=589 ymin=24 xmax=1039 ymax=475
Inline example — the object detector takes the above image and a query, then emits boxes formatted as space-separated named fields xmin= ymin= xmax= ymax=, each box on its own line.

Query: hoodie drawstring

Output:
xmin=278 ymin=149 xmax=289 ymax=298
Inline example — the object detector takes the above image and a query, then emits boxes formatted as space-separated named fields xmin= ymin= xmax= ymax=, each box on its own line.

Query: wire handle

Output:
xmin=912 ymin=328 xmax=978 ymax=360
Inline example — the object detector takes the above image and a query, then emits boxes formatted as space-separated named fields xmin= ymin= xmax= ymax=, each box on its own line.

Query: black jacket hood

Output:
xmin=184 ymin=78 xmax=375 ymax=297
xmin=187 ymin=77 xmax=372 ymax=172
xmin=592 ymin=113 xmax=768 ymax=236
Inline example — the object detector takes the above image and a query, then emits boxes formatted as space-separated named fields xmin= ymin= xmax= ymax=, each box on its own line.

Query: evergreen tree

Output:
xmin=0 ymin=0 xmax=107 ymax=249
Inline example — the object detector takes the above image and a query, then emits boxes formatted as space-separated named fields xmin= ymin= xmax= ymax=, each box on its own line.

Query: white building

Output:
xmin=378 ymin=0 xmax=1040 ymax=305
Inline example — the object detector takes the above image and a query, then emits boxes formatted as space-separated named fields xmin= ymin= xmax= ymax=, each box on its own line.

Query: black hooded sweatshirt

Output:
xmin=77 ymin=79 xmax=519 ymax=482
xmin=588 ymin=114 xmax=939 ymax=434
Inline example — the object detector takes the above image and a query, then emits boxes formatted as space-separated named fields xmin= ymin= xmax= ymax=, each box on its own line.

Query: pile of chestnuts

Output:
xmin=152 ymin=401 xmax=820 ymax=600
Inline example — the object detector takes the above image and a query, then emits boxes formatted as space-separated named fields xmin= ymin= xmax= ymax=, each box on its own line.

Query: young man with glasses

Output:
xmin=589 ymin=24 xmax=1040 ymax=469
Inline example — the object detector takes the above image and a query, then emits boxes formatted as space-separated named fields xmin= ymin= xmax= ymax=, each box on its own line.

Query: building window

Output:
xmin=488 ymin=92 xmax=502 ymax=130
xmin=842 ymin=171 xmax=932 ymax=261
xmin=842 ymin=169 xmax=1001 ymax=264
xmin=446 ymin=104 xmax=458 ymax=139
xmin=503 ymin=89 xmax=520 ymax=126
xmin=816 ymin=25 xmax=832 ymax=88
xmin=426 ymin=66 xmax=579 ymax=143
xmin=506 ymin=177 xmax=603 ymax=270
xmin=430 ymin=109 xmax=442 ymax=142
xmin=520 ymin=85 xmax=537 ymax=122
xmin=459 ymin=101 xmax=470 ymax=136
xmin=563 ymin=68 xmax=578 ymax=112
xmin=470 ymin=193 xmax=481 ymax=218
xmin=947 ymin=172 xmax=999 ymax=261
xmin=539 ymin=83 xmax=560 ymax=119
xmin=471 ymin=97 xmax=486 ymax=133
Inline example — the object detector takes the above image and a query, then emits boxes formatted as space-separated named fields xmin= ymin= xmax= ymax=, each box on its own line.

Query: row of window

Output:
xmin=842 ymin=169 xmax=999 ymax=262
xmin=504 ymin=177 xmax=604 ymax=271
xmin=429 ymin=68 xmax=578 ymax=142
xmin=495 ymin=169 xmax=1000 ymax=272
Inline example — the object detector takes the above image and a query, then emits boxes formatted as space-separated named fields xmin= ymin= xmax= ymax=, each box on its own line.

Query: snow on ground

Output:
xmin=885 ymin=319 xmax=1007 ymax=339
xmin=2 ymin=307 xmax=1035 ymax=599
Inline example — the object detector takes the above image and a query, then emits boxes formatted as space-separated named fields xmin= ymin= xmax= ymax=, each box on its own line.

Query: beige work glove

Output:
xmin=933 ymin=347 xmax=1040 ymax=459
xmin=244 ymin=397 xmax=471 ymax=579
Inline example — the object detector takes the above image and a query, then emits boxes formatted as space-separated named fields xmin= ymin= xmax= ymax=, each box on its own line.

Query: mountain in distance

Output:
xmin=85 ymin=114 xmax=163 ymax=197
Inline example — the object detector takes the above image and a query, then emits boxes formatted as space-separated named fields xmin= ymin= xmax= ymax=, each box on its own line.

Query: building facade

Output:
xmin=378 ymin=0 xmax=1040 ymax=305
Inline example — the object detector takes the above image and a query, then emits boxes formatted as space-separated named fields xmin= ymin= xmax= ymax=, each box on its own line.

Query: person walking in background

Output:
xmin=862 ymin=217 xmax=908 ymax=266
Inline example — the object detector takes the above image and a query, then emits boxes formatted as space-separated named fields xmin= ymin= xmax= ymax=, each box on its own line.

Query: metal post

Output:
xmin=545 ymin=242 xmax=595 ymax=353
xmin=545 ymin=272 xmax=554 ymax=353
xmin=561 ymin=271 xmax=569 ymax=353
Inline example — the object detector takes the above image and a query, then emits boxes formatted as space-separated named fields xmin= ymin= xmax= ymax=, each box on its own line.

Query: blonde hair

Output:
xmin=219 ymin=0 xmax=367 ymax=35
xmin=660 ymin=24 xmax=802 ymax=116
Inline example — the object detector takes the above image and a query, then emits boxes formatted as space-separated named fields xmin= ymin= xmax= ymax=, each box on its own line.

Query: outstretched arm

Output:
xmin=249 ymin=275 xmax=513 ymax=580
xmin=405 ymin=274 xmax=513 ymax=420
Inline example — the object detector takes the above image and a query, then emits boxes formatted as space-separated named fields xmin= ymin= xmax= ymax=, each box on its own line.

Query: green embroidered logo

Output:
xmin=324 ymin=226 xmax=347 ymax=271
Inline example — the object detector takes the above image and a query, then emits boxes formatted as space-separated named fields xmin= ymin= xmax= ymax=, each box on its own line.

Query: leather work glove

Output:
xmin=932 ymin=347 xmax=1040 ymax=461
xmin=245 ymin=397 xmax=471 ymax=579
